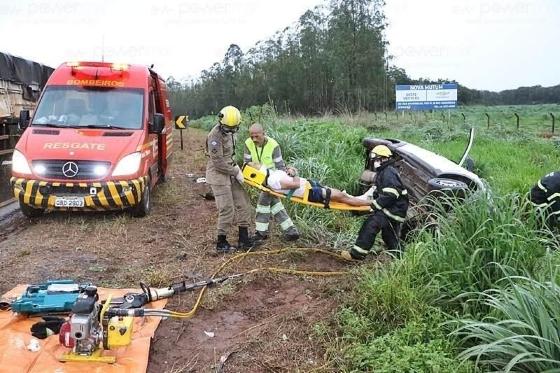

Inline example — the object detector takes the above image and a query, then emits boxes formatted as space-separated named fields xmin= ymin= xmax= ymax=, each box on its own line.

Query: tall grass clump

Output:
xmin=407 ymin=194 xmax=552 ymax=315
xmin=337 ymin=261 xmax=475 ymax=372
xmin=453 ymin=275 xmax=560 ymax=372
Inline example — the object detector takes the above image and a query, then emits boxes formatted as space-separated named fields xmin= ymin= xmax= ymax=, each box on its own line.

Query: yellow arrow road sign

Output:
xmin=175 ymin=115 xmax=188 ymax=129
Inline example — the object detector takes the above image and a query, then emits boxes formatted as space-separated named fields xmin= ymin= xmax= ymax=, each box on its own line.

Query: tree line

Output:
xmin=167 ymin=0 xmax=559 ymax=119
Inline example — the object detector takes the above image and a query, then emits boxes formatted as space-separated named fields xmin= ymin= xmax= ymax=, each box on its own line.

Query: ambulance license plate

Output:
xmin=55 ymin=197 xmax=85 ymax=208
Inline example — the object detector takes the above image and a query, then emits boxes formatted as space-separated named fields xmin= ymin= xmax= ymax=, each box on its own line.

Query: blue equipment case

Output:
xmin=10 ymin=280 xmax=85 ymax=315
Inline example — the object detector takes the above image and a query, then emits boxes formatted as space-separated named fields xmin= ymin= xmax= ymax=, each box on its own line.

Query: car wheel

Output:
xmin=19 ymin=202 xmax=44 ymax=218
xmin=130 ymin=178 xmax=151 ymax=217
xmin=427 ymin=178 xmax=468 ymax=199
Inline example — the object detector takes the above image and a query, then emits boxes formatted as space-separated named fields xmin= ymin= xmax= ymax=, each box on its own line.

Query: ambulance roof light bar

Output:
xmin=65 ymin=62 xmax=128 ymax=71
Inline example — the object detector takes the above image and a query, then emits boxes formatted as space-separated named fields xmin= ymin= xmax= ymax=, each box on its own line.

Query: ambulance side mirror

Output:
xmin=19 ymin=110 xmax=30 ymax=130
xmin=150 ymin=113 xmax=165 ymax=134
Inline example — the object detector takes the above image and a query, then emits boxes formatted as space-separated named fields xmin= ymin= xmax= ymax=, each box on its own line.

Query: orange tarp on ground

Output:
xmin=0 ymin=285 xmax=167 ymax=373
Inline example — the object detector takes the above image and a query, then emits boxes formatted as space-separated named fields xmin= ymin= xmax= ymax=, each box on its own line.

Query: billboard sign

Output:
xmin=395 ymin=83 xmax=457 ymax=110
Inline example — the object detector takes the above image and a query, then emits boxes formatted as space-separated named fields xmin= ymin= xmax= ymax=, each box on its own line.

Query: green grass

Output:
xmin=453 ymin=275 xmax=560 ymax=372
xmin=189 ymin=103 xmax=560 ymax=371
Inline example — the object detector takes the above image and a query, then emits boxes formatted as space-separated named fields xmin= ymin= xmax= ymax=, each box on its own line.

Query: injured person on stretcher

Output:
xmin=246 ymin=162 xmax=373 ymax=207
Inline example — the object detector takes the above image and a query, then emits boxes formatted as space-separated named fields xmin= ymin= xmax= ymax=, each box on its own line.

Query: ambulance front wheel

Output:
xmin=130 ymin=180 xmax=151 ymax=217
xmin=19 ymin=202 xmax=45 ymax=218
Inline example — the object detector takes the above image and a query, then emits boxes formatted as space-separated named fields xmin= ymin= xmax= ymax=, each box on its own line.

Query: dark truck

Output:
xmin=0 ymin=53 xmax=53 ymax=207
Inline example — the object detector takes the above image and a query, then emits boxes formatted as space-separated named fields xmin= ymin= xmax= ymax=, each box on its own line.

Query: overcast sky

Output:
xmin=0 ymin=0 xmax=558 ymax=91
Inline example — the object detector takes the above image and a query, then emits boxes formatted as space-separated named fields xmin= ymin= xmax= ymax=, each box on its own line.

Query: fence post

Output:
xmin=514 ymin=112 xmax=520 ymax=130
xmin=461 ymin=113 xmax=466 ymax=123
xmin=484 ymin=113 xmax=490 ymax=128
xmin=551 ymin=113 xmax=556 ymax=133
xmin=374 ymin=112 xmax=378 ymax=121
xmin=384 ymin=111 xmax=388 ymax=124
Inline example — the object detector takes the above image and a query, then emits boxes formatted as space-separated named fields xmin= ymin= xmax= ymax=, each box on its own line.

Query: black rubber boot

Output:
xmin=254 ymin=231 xmax=268 ymax=242
xmin=216 ymin=235 xmax=236 ymax=253
xmin=283 ymin=227 xmax=300 ymax=242
xmin=238 ymin=227 xmax=260 ymax=251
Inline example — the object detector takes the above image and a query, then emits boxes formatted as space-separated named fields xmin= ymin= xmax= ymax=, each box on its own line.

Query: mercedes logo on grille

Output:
xmin=62 ymin=161 xmax=79 ymax=178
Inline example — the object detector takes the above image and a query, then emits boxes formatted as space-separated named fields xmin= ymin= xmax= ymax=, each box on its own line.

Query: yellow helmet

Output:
xmin=371 ymin=145 xmax=392 ymax=158
xmin=218 ymin=106 xmax=241 ymax=127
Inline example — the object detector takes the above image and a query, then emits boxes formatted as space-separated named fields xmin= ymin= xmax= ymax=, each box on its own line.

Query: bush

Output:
xmin=342 ymin=310 xmax=474 ymax=372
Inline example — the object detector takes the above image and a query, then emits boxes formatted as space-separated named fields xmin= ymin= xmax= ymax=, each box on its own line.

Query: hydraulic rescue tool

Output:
xmin=109 ymin=274 xmax=244 ymax=309
xmin=56 ymin=275 xmax=243 ymax=363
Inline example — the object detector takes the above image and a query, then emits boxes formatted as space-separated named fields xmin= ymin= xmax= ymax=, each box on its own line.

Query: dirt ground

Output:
xmin=0 ymin=128 xmax=357 ymax=372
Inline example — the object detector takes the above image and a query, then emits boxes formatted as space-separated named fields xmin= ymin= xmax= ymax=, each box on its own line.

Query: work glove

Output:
xmin=30 ymin=316 xmax=66 ymax=339
xmin=234 ymin=165 xmax=244 ymax=184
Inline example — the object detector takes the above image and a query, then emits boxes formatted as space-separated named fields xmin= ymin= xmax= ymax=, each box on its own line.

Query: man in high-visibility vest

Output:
xmin=243 ymin=123 xmax=299 ymax=241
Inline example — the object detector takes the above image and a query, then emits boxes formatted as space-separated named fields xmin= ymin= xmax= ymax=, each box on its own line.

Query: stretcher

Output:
xmin=242 ymin=165 xmax=371 ymax=212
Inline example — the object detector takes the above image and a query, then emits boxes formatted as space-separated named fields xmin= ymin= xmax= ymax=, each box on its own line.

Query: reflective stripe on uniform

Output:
xmin=538 ymin=180 xmax=548 ymax=192
xmin=270 ymin=202 xmax=285 ymax=215
xmin=547 ymin=192 xmax=560 ymax=201
xmin=401 ymin=189 xmax=407 ymax=195
xmin=382 ymin=208 xmax=405 ymax=222
xmin=256 ymin=222 xmax=269 ymax=231
xmin=256 ymin=204 xmax=271 ymax=214
xmin=531 ymin=200 xmax=551 ymax=208
xmin=280 ymin=219 xmax=294 ymax=230
xmin=382 ymin=187 xmax=400 ymax=198
xmin=372 ymin=200 xmax=382 ymax=210
xmin=273 ymin=156 xmax=283 ymax=163
xmin=352 ymin=245 xmax=369 ymax=255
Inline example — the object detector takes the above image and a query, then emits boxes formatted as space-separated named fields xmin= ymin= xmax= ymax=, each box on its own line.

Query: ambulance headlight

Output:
xmin=33 ymin=163 xmax=47 ymax=175
xmin=112 ymin=152 xmax=141 ymax=176
xmin=93 ymin=164 xmax=108 ymax=177
xmin=12 ymin=150 xmax=32 ymax=175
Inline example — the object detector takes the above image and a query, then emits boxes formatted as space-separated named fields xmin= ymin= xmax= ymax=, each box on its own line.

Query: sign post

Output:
xmin=174 ymin=115 xmax=188 ymax=150
xmin=395 ymin=84 xmax=458 ymax=111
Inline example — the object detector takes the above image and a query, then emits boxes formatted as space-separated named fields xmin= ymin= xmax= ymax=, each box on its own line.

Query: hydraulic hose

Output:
xmin=150 ymin=247 xmax=351 ymax=319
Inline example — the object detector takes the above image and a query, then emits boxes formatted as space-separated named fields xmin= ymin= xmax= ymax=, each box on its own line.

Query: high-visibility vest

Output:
xmin=244 ymin=137 xmax=279 ymax=169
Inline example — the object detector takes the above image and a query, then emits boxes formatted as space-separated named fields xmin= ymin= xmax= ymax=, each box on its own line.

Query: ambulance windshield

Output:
xmin=32 ymin=86 xmax=144 ymax=130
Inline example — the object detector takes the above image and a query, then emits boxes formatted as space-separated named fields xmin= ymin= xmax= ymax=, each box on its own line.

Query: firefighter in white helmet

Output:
xmin=342 ymin=145 xmax=409 ymax=260
xmin=206 ymin=106 xmax=259 ymax=252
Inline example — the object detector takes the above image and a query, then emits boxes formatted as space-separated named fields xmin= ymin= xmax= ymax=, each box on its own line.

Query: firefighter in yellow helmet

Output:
xmin=341 ymin=145 xmax=409 ymax=260
xmin=206 ymin=106 xmax=259 ymax=252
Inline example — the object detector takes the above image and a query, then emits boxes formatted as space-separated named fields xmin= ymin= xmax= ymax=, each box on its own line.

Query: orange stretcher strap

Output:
xmin=0 ymin=285 xmax=167 ymax=373
xmin=242 ymin=164 xmax=371 ymax=212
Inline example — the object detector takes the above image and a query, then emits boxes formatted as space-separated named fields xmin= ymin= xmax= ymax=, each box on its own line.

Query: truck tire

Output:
xmin=130 ymin=179 xmax=151 ymax=217
xmin=19 ymin=202 xmax=44 ymax=218
xmin=427 ymin=178 xmax=468 ymax=199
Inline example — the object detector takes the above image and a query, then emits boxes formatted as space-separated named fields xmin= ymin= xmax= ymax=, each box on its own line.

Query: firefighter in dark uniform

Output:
xmin=529 ymin=171 xmax=560 ymax=228
xmin=341 ymin=145 xmax=409 ymax=260
xmin=206 ymin=105 xmax=258 ymax=252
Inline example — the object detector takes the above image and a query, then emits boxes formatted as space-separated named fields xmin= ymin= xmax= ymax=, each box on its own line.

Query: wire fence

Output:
xmin=369 ymin=108 xmax=558 ymax=134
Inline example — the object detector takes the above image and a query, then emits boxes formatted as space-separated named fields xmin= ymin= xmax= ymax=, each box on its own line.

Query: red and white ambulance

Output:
xmin=11 ymin=61 xmax=173 ymax=217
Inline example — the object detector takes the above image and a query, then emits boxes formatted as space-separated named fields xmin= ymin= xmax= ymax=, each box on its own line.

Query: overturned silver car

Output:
xmin=359 ymin=131 xmax=485 ymax=229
